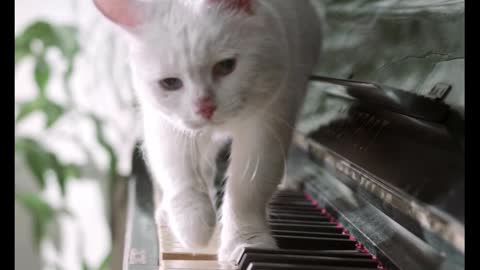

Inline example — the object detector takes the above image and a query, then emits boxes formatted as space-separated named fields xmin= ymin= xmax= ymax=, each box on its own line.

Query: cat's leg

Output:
xmin=197 ymin=135 xmax=226 ymax=208
xmin=152 ymin=179 xmax=168 ymax=224
xmin=218 ymin=114 xmax=295 ymax=261
xmin=144 ymin=122 xmax=219 ymax=249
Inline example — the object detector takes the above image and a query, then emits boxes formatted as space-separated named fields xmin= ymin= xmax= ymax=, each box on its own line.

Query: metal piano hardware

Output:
xmin=309 ymin=75 xmax=451 ymax=123
xmin=121 ymin=75 xmax=464 ymax=269
xmin=122 ymin=148 xmax=160 ymax=270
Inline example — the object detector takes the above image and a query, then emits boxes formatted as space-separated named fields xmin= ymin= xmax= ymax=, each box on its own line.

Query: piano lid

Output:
xmin=295 ymin=76 xmax=464 ymax=255
xmin=305 ymin=75 xmax=464 ymax=219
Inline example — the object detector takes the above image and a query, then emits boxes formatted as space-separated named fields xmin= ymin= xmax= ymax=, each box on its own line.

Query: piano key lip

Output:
xmin=273 ymin=192 xmax=379 ymax=257
xmin=235 ymin=247 xmax=373 ymax=265
xmin=304 ymin=192 xmax=386 ymax=269
xmin=268 ymin=210 xmax=332 ymax=217
xmin=270 ymin=230 xmax=351 ymax=239
xmin=239 ymin=253 xmax=379 ymax=270
xmin=273 ymin=235 xmax=358 ymax=250
xmin=237 ymin=190 xmax=382 ymax=269
xmin=246 ymin=262 xmax=380 ymax=270
xmin=304 ymin=193 xmax=352 ymax=232
xmin=268 ymin=219 xmax=334 ymax=226
xmin=268 ymin=223 xmax=343 ymax=232
xmin=173 ymin=187 xmax=385 ymax=270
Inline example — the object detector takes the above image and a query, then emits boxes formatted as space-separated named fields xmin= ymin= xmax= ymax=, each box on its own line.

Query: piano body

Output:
xmin=113 ymin=1 xmax=464 ymax=268
xmin=117 ymin=73 xmax=464 ymax=270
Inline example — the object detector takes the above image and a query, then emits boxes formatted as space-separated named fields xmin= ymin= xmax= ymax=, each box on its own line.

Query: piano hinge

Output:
xmin=427 ymin=83 xmax=452 ymax=101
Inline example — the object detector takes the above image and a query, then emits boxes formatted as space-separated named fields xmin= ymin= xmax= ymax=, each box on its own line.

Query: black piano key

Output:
xmin=274 ymin=235 xmax=357 ymax=250
xmin=271 ymin=230 xmax=350 ymax=239
xmin=269 ymin=219 xmax=334 ymax=226
xmin=271 ymin=194 xmax=307 ymax=199
xmin=239 ymin=253 xmax=378 ymax=270
xmin=269 ymin=206 xmax=322 ymax=211
xmin=269 ymin=212 xmax=330 ymax=222
xmin=271 ymin=197 xmax=306 ymax=202
xmin=270 ymin=209 xmax=321 ymax=215
xmin=246 ymin=190 xmax=385 ymax=270
xmin=270 ymin=199 xmax=312 ymax=205
xmin=269 ymin=223 xmax=343 ymax=234
xmin=274 ymin=191 xmax=304 ymax=196
xmin=270 ymin=201 xmax=314 ymax=207
xmin=268 ymin=208 xmax=326 ymax=215
xmin=269 ymin=208 xmax=323 ymax=213
xmin=235 ymin=247 xmax=372 ymax=265
xmin=246 ymin=262 xmax=378 ymax=270
xmin=269 ymin=205 xmax=321 ymax=212
xmin=272 ymin=194 xmax=306 ymax=199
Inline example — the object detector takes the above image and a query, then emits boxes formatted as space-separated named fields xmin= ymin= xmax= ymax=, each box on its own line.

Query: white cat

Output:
xmin=94 ymin=0 xmax=322 ymax=261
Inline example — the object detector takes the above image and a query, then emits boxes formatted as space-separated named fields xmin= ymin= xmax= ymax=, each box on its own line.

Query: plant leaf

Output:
xmin=15 ymin=43 xmax=31 ymax=65
xmin=64 ymin=163 xmax=81 ymax=179
xmin=34 ymin=56 xmax=50 ymax=95
xmin=82 ymin=261 xmax=90 ymax=270
xmin=43 ymin=100 xmax=65 ymax=128
xmin=15 ymin=98 xmax=66 ymax=128
xmin=48 ymin=153 xmax=67 ymax=195
xmin=97 ymin=253 xmax=111 ymax=270
xmin=15 ymin=193 xmax=56 ymax=248
xmin=15 ymin=21 xmax=80 ymax=61
xmin=54 ymin=25 xmax=80 ymax=60
xmin=17 ymin=21 xmax=57 ymax=49
xmin=15 ymin=137 xmax=80 ymax=193
xmin=45 ymin=155 xmax=81 ymax=196
xmin=15 ymin=138 xmax=50 ymax=188
xmin=16 ymin=99 xmax=42 ymax=124
xmin=89 ymin=115 xmax=118 ymax=184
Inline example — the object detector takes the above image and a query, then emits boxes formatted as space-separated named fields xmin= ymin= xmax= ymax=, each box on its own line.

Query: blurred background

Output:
xmin=15 ymin=0 xmax=464 ymax=269
xmin=15 ymin=1 xmax=137 ymax=269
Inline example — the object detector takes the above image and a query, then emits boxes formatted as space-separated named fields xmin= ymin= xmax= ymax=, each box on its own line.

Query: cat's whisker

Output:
xmin=187 ymin=135 xmax=195 ymax=179
xmin=173 ymin=128 xmax=182 ymax=168
xmin=263 ymin=122 xmax=288 ymax=185
xmin=264 ymin=113 xmax=296 ymax=131
xmin=189 ymin=136 xmax=204 ymax=188
xmin=202 ymin=139 xmax=218 ymax=173
xmin=241 ymin=153 xmax=252 ymax=180
xmin=203 ymin=155 xmax=217 ymax=174
xmin=181 ymin=130 xmax=189 ymax=174
xmin=248 ymin=154 xmax=260 ymax=183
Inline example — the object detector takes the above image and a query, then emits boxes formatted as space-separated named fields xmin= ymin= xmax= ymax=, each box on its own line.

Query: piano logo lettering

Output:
xmin=330 ymin=155 xmax=460 ymax=249
xmin=335 ymin=160 xmax=388 ymax=202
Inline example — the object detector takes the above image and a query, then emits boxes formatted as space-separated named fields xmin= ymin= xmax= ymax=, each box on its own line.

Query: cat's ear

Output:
xmin=208 ymin=0 xmax=254 ymax=15
xmin=93 ymin=0 xmax=150 ymax=28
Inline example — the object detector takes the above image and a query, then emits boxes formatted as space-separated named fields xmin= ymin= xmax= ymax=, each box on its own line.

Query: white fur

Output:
xmin=95 ymin=0 xmax=322 ymax=261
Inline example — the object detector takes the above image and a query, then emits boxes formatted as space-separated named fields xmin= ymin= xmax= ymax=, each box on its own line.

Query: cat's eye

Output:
xmin=213 ymin=58 xmax=236 ymax=78
xmin=159 ymin=78 xmax=183 ymax=91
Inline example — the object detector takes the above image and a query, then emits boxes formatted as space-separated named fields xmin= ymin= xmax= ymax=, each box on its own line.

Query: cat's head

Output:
xmin=94 ymin=0 xmax=287 ymax=131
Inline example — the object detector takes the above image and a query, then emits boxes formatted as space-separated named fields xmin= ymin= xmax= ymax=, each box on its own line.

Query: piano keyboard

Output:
xmin=157 ymin=189 xmax=383 ymax=270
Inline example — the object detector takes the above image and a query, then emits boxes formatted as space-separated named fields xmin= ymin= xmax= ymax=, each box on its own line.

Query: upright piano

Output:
xmin=119 ymin=76 xmax=464 ymax=270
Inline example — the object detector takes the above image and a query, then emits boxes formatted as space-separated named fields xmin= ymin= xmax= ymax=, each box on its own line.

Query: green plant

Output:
xmin=15 ymin=20 xmax=124 ymax=270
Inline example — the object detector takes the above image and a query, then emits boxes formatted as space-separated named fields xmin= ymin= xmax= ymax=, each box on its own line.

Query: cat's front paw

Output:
xmin=166 ymin=191 xmax=216 ymax=249
xmin=218 ymin=231 xmax=277 ymax=262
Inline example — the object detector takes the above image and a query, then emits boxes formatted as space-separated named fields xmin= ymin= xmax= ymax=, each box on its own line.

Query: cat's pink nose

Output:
xmin=195 ymin=96 xmax=217 ymax=120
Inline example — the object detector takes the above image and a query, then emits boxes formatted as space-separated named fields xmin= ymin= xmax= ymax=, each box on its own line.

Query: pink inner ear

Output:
xmin=93 ymin=0 xmax=145 ymax=28
xmin=208 ymin=0 xmax=253 ymax=14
